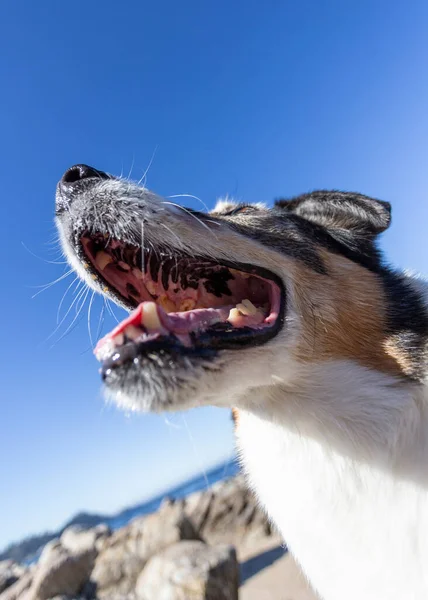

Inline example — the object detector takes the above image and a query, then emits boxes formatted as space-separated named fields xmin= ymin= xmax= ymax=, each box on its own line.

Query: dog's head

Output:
xmin=56 ymin=164 xmax=427 ymax=413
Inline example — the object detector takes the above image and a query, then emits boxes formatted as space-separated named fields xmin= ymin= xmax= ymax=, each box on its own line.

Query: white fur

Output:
xmin=235 ymin=359 xmax=428 ymax=600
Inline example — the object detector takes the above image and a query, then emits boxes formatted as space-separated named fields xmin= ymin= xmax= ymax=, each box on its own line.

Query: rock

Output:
xmin=29 ymin=542 xmax=96 ymax=600
xmin=184 ymin=475 xmax=271 ymax=544
xmin=46 ymin=597 xmax=83 ymax=600
xmin=38 ymin=541 xmax=62 ymax=566
xmin=60 ymin=524 xmax=110 ymax=554
xmin=0 ymin=560 xmax=26 ymax=594
xmin=0 ymin=570 xmax=33 ymax=600
xmin=90 ymin=510 xmax=200 ymax=599
xmin=135 ymin=540 xmax=239 ymax=600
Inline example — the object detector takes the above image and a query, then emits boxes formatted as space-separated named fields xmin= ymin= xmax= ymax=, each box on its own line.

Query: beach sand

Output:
xmin=238 ymin=535 xmax=319 ymax=600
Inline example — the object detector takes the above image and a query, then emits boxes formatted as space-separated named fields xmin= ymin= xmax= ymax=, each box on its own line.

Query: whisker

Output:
xmin=95 ymin=301 xmax=106 ymax=342
xmin=161 ymin=201 xmax=217 ymax=239
xmin=160 ymin=222 xmax=184 ymax=247
xmin=203 ymin=219 xmax=222 ymax=227
xmin=182 ymin=416 xmax=210 ymax=490
xmin=168 ymin=193 xmax=210 ymax=213
xmin=75 ymin=284 xmax=90 ymax=315
xmin=87 ymin=291 xmax=96 ymax=348
xmin=138 ymin=145 xmax=158 ymax=187
xmin=127 ymin=155 xmax=135 ymax=181
xmin=141 ymin=219 xmax=146 ymax=275
xmin=57 ymin=277 xmax=80 ymax=324
xmin=31 ymin=270 xmax=74 ymax=298
xmin=43 ymin=285 xmax=88 ymax=345
xmin=51 ymin=288 xmax=90 ymax=346
xmin=163 ymin=415 xmax=182 ymax=430
xmin=106 ymin=299 xmax=121 ymax=323
xmin=22 ymin=241 xmax=68 ymax=265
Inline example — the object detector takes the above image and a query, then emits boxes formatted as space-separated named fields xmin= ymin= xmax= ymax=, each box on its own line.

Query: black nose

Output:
xmin=61 ymin=164 xmax=110 ymax=184
xmin=56 ymin=164 xmax=111 ymax=216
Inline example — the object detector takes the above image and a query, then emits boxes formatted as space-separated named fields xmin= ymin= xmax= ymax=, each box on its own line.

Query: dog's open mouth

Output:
xmin=79 ymin=232 xmax=284 ymax=372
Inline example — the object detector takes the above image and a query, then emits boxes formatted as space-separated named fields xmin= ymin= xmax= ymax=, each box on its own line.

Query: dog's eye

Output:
xmin=224 ymin=205 xmax=256 ymax=216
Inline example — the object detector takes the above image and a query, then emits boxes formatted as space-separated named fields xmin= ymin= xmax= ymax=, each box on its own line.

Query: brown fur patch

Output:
xmin=231 ymin=408 xmax=240 ymax=427
xmin=292 ymin=251 xmax=414 ymax=378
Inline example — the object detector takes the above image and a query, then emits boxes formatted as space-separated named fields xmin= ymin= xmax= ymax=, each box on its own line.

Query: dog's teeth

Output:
xmin=141 ymin=302 xmax=162 ymax=331
xmin=146 ymin=280 xmax=158 ymax=295
xmin=228 ymin=308 xmax=242 ymax=323
xmin=236 ymin=299 xmax=257 ymax=316
xmin=124 ymin=325 xmax=142 ymax=341
xmin=235 ymin=304 xmax=247 ymax=314
xmin=95 ymin=338 xmax=115 ymax=361
xmin=113 ymin=332 xmax=124 ymax=347
xmin=118 ymin=261 xmax=131 ymax=271
xmin=158 ymin=295 xmax=176 ymax=314
xmin=230 ymin=268 xmax=250 ymax=279
xmin=96 ymin=251 xmax=113 ymax=271
xmin=179 ymin=299 xmax=196 ymax=312
xmin=132 ymin=268 xmax=143 ymax=280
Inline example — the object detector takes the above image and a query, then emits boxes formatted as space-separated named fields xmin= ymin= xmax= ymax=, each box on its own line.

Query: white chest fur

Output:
xmin=235 ymin=374 xmax=428 ymax=600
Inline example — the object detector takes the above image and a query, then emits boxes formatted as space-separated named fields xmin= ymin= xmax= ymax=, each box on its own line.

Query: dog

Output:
xmin=56 ymin=164 xmax=428 ymax=600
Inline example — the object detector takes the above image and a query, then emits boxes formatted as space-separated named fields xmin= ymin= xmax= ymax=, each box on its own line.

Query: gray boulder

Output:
xmin=60 ymin=524 xmax=110 ymax=554
xmin=29 ymin=541 xmax=96 ymax=600
xmin=184 ymin=475 xmax=271 ymax=544
xmin=135 ymin=540 xmax=239 ymax=600
xmin=0 ymin=569 xmax=33 ymax=600
xmin=0 ymin=560 xmax=26 ymax=594
xmin=90 ymin=509 xmax=199 ymax=599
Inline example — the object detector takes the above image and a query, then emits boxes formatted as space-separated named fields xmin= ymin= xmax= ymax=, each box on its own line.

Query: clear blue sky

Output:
xmin=1 ymin=0 xmax=427 ymax=549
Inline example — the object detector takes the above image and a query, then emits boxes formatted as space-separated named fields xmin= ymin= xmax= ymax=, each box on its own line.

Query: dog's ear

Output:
xmin=275 ymin=191 xmax=391 ymax=236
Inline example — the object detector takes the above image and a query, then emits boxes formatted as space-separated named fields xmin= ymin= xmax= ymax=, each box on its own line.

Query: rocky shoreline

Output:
xmin=0 ymin=475 xmax=286 ymax=600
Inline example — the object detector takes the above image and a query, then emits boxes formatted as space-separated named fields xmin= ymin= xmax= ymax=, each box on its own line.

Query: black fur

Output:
xmin=209 ymin=192 xmax=427 ymax=380
xmin=276 ymin=191 xmax=391 ymax=235
xmin=382 ymin=271 xmax=428 ymax=380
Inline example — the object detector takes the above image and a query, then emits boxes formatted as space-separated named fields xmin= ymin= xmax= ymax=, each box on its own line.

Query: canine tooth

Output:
xmin=118 ymin=261 xmax=131 ymax=271
xmin=142 ymin=303 xmax=162 ymax=331
xmin=124 ymin=325 xmax=141 ymax=341
xmin=132 ymin=268 xmax=144 ymax=280
xmin=242 ymin=298 xmax=257 ymax=311
xmin=96 ymin=251 xmax=113 ymax=271
xmin=230 ymin=268 xmax=249 ymax=279
xmin=158 ymin=295 xmax=176 ymax=313
xmin=113 ymin=332 xmax=124 ymax=347
xmin=146 ymin=280 xmax=157 ymax=295
xmin=179 ymin=299 xmax=196 ymax=312
xmin=228 ymin=308 xmax=242 ymax=322
xmin=236 ymin=299 xmax=257 ymax=316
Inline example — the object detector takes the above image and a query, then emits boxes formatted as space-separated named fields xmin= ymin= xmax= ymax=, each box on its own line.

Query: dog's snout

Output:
xmin=56 ymin=164 xmax=111 ymax=216
xmin=61 ymin=164 xmax=110 ymax=184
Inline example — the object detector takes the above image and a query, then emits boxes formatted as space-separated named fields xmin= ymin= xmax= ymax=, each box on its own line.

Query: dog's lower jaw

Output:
xmin=235 ymin=362 xmax=428 ymax=600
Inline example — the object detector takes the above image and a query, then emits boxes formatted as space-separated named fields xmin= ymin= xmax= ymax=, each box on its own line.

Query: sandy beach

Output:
xmin=238 ymin=535 xmax=319 ymax=600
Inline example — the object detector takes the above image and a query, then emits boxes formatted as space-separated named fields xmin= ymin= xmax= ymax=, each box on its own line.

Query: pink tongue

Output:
xmin=161 ymin=305 xmax=231 ymax=333
xmin=95 ymin=301 xmax=231 ymax=354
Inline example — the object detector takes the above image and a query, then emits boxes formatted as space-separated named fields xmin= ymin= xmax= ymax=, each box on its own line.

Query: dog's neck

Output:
xmin=235 ymin=362 xmax=428 ymax=600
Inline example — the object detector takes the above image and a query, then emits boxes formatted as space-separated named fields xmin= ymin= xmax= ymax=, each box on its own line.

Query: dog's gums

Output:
xmin=79 ymin=232 xmax=284 ymax=375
